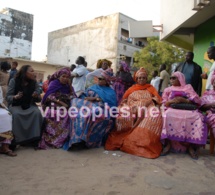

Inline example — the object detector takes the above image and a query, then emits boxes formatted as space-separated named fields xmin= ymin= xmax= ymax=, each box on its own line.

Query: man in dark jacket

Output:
xmin=175 ymin=51 xmax=202 ymax=96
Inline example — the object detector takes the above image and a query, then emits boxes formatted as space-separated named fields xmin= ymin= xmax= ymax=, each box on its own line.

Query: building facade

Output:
xmin=47 ymin=13 xmax=156 ymax=72
xmin=160 ymin=0 xmax=215 ymax=91
xmin=0 ymin=8 xmax=33 ymax=60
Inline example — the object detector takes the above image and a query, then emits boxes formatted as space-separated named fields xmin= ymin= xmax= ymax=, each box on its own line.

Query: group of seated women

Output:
xmin=1 ymin=65 xmax=214 ymax=160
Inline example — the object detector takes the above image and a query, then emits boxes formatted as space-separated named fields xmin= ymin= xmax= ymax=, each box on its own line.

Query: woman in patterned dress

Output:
xmin=105 ymin=67 xmax=163 ymax=159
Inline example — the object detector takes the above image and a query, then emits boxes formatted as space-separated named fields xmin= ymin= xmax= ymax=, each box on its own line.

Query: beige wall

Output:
xmin=0 ymin=57 xmax=65 ymax=82
xmin=47 ymin=13 xmax=119 ymax=71
xmin=160 ymin=0 xmax=197 ymax=40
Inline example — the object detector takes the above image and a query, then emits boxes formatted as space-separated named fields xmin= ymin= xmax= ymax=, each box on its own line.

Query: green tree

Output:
xmin=133 ymin=37 xmax=186 ymax=79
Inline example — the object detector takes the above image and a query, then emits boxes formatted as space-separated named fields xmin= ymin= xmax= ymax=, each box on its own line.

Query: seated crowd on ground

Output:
xmin=0 ymin=48 xmax=215 ymax=160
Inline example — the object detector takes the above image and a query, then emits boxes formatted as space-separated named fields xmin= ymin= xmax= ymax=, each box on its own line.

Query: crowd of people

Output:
xmin=0 ymin=46 xmax=215 ymax=160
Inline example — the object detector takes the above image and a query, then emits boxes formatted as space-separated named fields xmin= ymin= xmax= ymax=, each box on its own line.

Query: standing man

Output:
xmin=175 ymin=51 xmax=202 ymax=96
xmin=71 ymin=56 xmax=88 ymax=97
xmin=150 ymin=70 xmax=160 ymax=91
xmin=8 ymin=61 xmax=18 ymax=83
xmin=158 ymin=64 xmax=170 ymax=96
xmin=204 ymin=46 xmax=215 ymax=90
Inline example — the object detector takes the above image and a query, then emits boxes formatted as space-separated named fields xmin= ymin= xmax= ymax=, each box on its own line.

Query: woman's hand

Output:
xmin=173 ymin=96 xmax=189 ymax=103
xmin=55 ymin=99 xmax=69 ymax=108
xmin=32 ymin=91 xmax=39 ymax=98
xmin=84 ymin=97 xmax=101 ymax=102
xmin=210 ymin=102 xmax=215 ymax=108
xmin=14 ymin=91 xmax=23 ymax=100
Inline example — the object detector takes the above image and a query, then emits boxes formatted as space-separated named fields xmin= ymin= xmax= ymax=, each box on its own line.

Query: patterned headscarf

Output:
xmin=211 ymin=70 xmax=215 ymax=85
xmin=96 ymin=59 xmax=112 ymax=69
xmin=101 ymin=68 xmax=115 ymax=85
xmin=134 ymin=67 xmax=148 ymax=82
xmin=49 ymin=67 xmax=71 ymax=83
xmin=172 ymin=71 xmax=186 ymax=87
xmin=119 ymin=61 xmax=130 ymax=72
xmin=42 ymin=67 xmax=72 ymax=104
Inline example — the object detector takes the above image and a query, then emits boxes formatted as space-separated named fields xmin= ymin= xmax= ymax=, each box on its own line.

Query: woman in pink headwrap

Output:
xmin=200 ymin=72 xmax=215 ymax=138
xmin=39 ymin=67 xmax=76 ymax=149
xmin=113 ymin=61 xmax=135 ymax=105
xmin=161 ymin=71 xmax=207 ymax=160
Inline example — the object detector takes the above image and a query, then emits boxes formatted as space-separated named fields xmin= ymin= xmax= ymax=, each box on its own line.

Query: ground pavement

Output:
xmin=0 ymin=145 xmax=215 ymax=195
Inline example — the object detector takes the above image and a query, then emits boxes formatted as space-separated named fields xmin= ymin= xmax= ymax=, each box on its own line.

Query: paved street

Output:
xmin=0 ymin=145 xmax=215 ymax=195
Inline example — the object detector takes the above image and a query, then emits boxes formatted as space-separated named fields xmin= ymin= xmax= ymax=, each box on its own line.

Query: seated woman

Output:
xmin=6 ymin=65 xmax=43 ymax=147
xmin=113 ymin=61 xmax=135 ymax=105
xmin=0 ymin=61 xmax=11 ymax=106
xmin=39 ymin=67 xmax=76 ymax=149
xmin=161 ymin=71 xmax=207 ymax=160
xmin=63 ymin=68 xmax=117 ymax=150
xmin=105 ymin=67 xmax=163 ymax=159
xmin=200 ymin=73 xmax=215 ymax=136
xmin=0 ymin=86 xmax=17 ymax=156
xmin=85 ymin=59 xmax=112 ymax=88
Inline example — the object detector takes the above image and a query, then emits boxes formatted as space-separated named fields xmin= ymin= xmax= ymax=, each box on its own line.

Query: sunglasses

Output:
xmin=170 ymin=76 xmax=177 ymax=80
xmin=98 ymin=77 xmax=105 ymax=81
xmin=137 ymin=77 xmax=147 ymax=79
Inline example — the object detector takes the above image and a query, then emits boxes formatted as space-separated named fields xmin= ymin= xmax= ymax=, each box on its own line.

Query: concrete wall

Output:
xmin=160 ymin=0 xmax=196 ymax=40
xmin=47 ymin=13 xmax=119 ymax=71
xmin=0 ymin=57 xmax=64 ymax=82
xmin=47 ymin=13 xmax=147 ymax=73
xmin=0 ymin=8 xmax=33 ymax=59
xmin=116 ymin=14 xmax=139 ymax=69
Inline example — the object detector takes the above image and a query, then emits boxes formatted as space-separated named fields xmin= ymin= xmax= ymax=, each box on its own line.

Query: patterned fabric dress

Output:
xmin=38 ymin=92 xmax=71 ymax=149
xmin=105 ymin=87 xmax=163 ymax=159
xmin=113 ymin=71 xmax=134 ymax=105
xmin=201 ymin=89 xmax=215 ymax=135
xmin=161 ymin=72 xmax=207 ymax=153
xmin=39 ymin=68 xmax=73 ymax=149
xmin=0 ymin=71 xmax=9 ymax=105
xmin=0 ymin=86 xmax=14 ymax=144
xmin=63 ymin=84 xmax=117 ymax=149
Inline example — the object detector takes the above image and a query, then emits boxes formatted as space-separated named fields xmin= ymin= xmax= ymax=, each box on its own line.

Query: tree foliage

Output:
xmin=133 ymin=37 xmax=186 ymax=79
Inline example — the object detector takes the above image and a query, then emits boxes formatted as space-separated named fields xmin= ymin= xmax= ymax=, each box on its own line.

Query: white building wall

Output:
xmin=47 ymin=13 xmax=148 ymax=73
xmin=160 ymin=0 xmax=197 ymax=40
xmin=47 ymin=13 xmax=119 ymax=71
xmin=0 ymin=8 xmax=33 ymax=59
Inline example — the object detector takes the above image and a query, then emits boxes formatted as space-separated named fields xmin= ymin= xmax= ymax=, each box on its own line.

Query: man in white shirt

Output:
xmin=150 ymin=70 xmax=160 ymax=92
xmin=204 ymin=46 xmax=215 ymax=90
xmin=72 ymin=56 xmax=88 ymax=97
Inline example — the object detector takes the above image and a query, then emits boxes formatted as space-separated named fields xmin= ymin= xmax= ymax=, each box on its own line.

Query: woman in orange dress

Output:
xmin=105 ymin=67 xmax=163 ymax=158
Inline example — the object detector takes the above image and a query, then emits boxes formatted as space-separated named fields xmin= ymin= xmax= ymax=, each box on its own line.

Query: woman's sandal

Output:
xmin=0 ymin=149 xmax=17 ymax=157
xmin=160 ymin=144 xmax=171 ymax=156
xmin=188 ymin=147 xmax=198 ymax=160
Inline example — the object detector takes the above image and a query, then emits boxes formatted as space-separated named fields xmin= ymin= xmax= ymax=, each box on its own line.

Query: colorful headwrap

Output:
xmin=101 ymin=68 xmax=115 ymax=85
xmin=211 ymin=70 xmax=215 ymax=85
xmin=42 ymin=67 xmax=72 ymax=104
xmin=49 ymin=67 xmax=71 ymax=83
xmin=96 ymin=59 xmax=112 ymax=69
xmin=172 ymin=71 xmax=186 ymax=87
xmin=134 ymin=67 xmax=148 ymax=82
xmin=119 ymin=61 xmax=130 ymax=72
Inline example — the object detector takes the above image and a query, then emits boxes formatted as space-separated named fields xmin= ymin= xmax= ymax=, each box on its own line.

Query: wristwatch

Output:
xmin=96 ymin=98 xmax=100 ymax=101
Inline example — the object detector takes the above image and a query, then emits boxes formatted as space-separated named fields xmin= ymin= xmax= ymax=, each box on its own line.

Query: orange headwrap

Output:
xmin=123 ymin=67 xmax=161 ymax=103
xmin=134 ymin=67 xmax=148 ymax=82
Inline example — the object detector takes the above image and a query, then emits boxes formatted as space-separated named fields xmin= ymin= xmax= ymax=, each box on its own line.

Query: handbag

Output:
xmin=170 ymin=103 xmax=198 ymax=110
